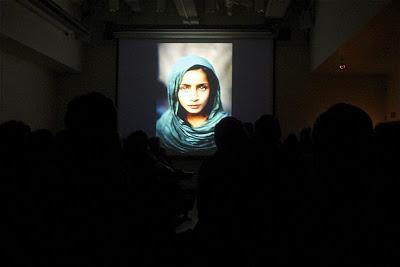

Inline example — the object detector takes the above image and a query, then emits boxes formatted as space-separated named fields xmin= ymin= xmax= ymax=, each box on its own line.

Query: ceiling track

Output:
xmin=27 ymin=0 xmax=90 ymax=39
xmin=113 ymin=29 xmax=275 ymax=39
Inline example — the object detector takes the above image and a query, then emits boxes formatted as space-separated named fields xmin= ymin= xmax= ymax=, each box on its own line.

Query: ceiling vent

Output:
xmin=173 ymin=0 xmax=199 ymax=25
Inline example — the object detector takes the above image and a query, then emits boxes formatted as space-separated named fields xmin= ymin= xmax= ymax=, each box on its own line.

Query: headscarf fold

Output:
xmin=156 ymin=55 xmax=228 ymax=154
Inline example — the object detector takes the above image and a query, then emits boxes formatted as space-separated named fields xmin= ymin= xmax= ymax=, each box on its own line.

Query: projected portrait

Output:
xmin=156 ymin=55 xmax=229 ymax=154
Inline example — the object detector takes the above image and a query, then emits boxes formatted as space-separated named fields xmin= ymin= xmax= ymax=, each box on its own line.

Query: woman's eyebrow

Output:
xmin=180 ymin=82 xmax=209 ymax=86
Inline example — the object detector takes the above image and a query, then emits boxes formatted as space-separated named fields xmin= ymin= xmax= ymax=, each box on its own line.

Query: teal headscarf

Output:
xmin=156 ymin=55 xmax=228 ymax=154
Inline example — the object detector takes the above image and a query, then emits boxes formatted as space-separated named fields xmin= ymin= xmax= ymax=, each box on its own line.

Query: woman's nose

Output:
xmin=189 ymin=88 xmax=199 ymax=101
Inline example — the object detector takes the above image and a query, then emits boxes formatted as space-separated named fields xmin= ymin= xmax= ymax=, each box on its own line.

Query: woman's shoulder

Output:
xmin=156 ymin=110 xmax=174 ymax=136
xmin=157 ymin=110 xmax=173 ymax=125
xmin=209 ymin=110 xmax=230 ymax=123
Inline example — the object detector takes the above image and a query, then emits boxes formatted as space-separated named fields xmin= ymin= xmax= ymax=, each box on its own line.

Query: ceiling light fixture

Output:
xmin=255 ymin=0 xmax=265 ymax=13
xmin=338 ymin=52 xmax=347 ymax=71
xmin=339 ymin=63 xmax=347 ymax=70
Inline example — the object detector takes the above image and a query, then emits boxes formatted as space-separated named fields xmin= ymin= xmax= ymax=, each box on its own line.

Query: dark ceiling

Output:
xmin=78 ymin=0 xmax=313 ymax=31
xmin=28 ymin=0 xmax=313 ymax=41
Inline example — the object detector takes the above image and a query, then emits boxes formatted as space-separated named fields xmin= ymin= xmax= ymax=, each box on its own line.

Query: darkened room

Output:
xmin=1 ymin=0 xmax=399 ymax=266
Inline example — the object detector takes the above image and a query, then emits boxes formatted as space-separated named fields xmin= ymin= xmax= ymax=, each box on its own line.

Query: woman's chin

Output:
xmin=185 ymin=109 xmax=202 ymax=114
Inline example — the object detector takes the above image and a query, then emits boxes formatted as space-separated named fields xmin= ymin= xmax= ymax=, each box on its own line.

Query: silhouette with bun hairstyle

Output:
xmin=196 ymin=117 xmax=257 ymax=266
xmin=55 ymin=92 xmax=126 ymax=266
xmin=304 ymin=103 xmax=375 ymax=265
xmin=299 ymin=126 xmax=313 ymax=154
xmin=254 ymin=114 xmax=281 ymax=148
xmin=252 ymin=114 xmax=286 ymax=264
xmin=373 ymin=120 xmax=400 ymax=263
xmin=0 ymin=120 xmax=31 ymax=164
xmin=0 ymin=120 xmax=32 ymax=265
xmin=253 ymin=114 xmax=283 ymax=182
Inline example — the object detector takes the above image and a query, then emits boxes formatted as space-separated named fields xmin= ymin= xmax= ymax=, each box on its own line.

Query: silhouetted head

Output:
xmin=312 ymin=103 xmax=372 ymax=149
xmin=63 ymin=92 xmax=121 ymax=161
xmin=312 ymin=103 xmax=373 ymax=168
xmin=299 ymin=126 xmax=313 ymax=153
xmin=254 ymin=114 xmax=281 ymax=146
xmin=64 ymin=92 xmax=117 ymax=135
xmin=375 ymin=121 xmax=400 ymax=146
xmin=214 ymin=116 xmax=247 ymax=152
xmin=124 ymin=130 xmax=148 ymax=157
xmin=283 ymin=132 xmax=298 ymax=147
xmin=243 ymin=122 xmax=254 ymax=138
xmin=299 ymin=127 xmax=312 ymax=143
xmin=374 ymin=121 xmax=400 ymax=164
xmin=0 ymin=120 xmax=31 ymax=159
xmin=148 ymin=137 xmax=161 ymax=152
xmin=29 ymin=129 xmax=54 ymax=155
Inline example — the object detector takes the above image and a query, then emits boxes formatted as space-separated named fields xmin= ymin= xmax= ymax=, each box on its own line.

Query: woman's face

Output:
xmin=178 ymin=68 xmax=210 ymax=114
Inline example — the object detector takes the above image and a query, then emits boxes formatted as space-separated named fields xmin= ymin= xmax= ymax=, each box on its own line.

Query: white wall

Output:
xmin=385 ymin=39 xmax=400 ymax=121
xmin=0 ymin=0 xmax=84 ymax=131
xmin=308 ymin=74 xmax=386 ymax=126
xmin=55 ymin=41 xmax=117 ymax=131
xmin=0 ymin=0 xmax=82 ymax=72
xmin=276 ymin=36 xmax=386 ymax=137
xmin=275 ymin=38 xmax=312 ymax=135
xmin=0 ymin=50 xmax=57 ymax=131
xmin=311 ymin=0 xmax=390 ymax=70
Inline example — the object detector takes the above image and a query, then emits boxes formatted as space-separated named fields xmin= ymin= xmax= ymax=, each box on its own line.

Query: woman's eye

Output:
xmin=198 ymin=85 xmax=208 ymax=91
xmin=179 ymin=86 xmax=189 ymax=90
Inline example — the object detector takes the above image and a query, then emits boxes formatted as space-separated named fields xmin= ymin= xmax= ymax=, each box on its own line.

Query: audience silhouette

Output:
xmin=1 ymin=94 xmax=399 ymax=266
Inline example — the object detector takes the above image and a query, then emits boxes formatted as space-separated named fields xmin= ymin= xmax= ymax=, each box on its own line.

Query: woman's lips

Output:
xmin=188 ymin=105 xmax=201 ymax=109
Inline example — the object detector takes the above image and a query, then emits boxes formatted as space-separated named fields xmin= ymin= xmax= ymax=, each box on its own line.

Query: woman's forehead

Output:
xmin=181 ymin=69 xmax=208 ymax=83
xmin=172 ymin=55 xmax=213 ymax=71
